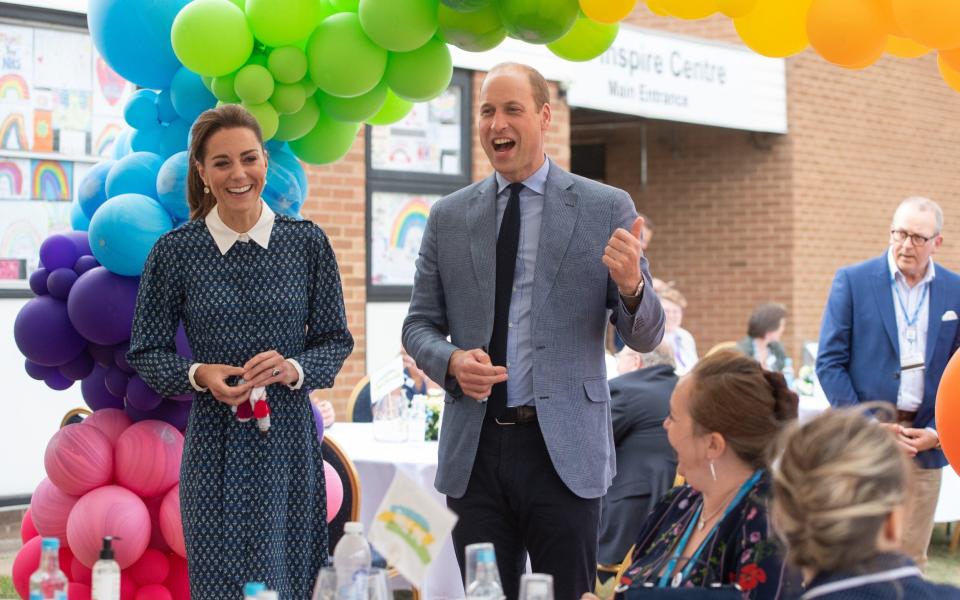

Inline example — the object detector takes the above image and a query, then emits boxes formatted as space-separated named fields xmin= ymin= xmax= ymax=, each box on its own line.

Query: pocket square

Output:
xmin=942 ymin=310 xmax=958 ymax=321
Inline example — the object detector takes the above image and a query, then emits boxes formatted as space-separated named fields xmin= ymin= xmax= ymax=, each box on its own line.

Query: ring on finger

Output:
xmin=271 ymin=367 xmax=282 ymax=377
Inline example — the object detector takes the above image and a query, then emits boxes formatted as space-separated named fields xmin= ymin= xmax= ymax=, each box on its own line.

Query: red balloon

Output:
xmin=72 ymin=556 xmax=93 ymax=585
xmin=144 ymin=494 xmax=172 ymax=554
xmin=128 ymin=549 xmax=170 ymax=586
xmin=135 ymin=584 xmax=173 ymax=600
xmin=21 ymin=508 xmax=39 ymax=543
xmin=122 ymin=572 xmax=138 ymax=600
xmin=12 ymin=536 xmax=42 ymax=599
xmin=936 ymin=351 xmax=960 ymax=475
xmin=69 ymin=582 xmax=92 ymax=600
xmin=114 ymin=420 xmax=184 ymax=498
xmin=45 ymin=423 xmax=114 ymax=496
xmin=165 ymin=554 xmax=191 ymax=600
xmin=31 ymin=478 xmax=80 ymax=542
xmin=159 ymin=484 xmax=186 ymax=558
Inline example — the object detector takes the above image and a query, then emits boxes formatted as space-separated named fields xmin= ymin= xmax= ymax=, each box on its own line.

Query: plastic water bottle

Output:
xmin=407 ymin=394 xmax=427 ymax=442
xmin=333 ymin=522 xmax=371 ymax=599
xmin=91 ymin=537 xmax=120 ymax=600
xmin=466 ymin=547 xmax=504 ymax=599
xmin=243 ymin=582 xmax=266 ymax=599
xmin=29 ymin=537 xmax=68 ymax=600
xmin=782 ymin=358 xmax=796 ymax=390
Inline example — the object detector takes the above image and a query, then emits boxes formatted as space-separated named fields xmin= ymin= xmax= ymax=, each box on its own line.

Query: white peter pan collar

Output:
xmin=205 ymin=201 xmax=275 ymax=256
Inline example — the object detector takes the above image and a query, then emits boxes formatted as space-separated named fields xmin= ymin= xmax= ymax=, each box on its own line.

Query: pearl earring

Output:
xmin=203 ymin=186 xmax=210 ymax=194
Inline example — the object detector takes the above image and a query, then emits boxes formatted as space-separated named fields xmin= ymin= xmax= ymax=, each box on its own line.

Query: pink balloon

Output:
xmin=144 ymin=494 xmax=171 ymax=553
xmin=31 ymin=478 xmax=80 ymax=541
xmin=84 ymin=408 xmax=133 ymax=445
xmin=69 ymin=582 xmax=92 ymax=600
xmin=135 ymin=584 xmax=172 ymax=600
xmin=67 ymin=485 xmax=150 ymax=569
xmin=324 ymin=460 xmax=343 ymax=523
xmin=45 ymin=423 xmax=114 ymax=496
xmin=72 ymin=555 xmax=92 ymax=585
xmin=21 ymin=507 xmax=39 ymax=543
xmin=122 ymin=572 xmax=138 ymax=600
xmin=165 ymin=554 xmax=190 ymax=600
xmin=114 ymin=420 xmax=183 ymax=498
xmin=12 ymin=536 xmax=42 ymax=599
xmin=128 ymin=548 xmax=170 ymax=586
xmin=159 ymin=484 xmax=185 ymax=558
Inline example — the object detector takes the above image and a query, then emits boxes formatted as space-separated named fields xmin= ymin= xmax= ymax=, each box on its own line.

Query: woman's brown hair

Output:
xmin=187 ymin=104 xmax=264 ymax=220
xmin=687 ymin=349 xmax=798 ymax=469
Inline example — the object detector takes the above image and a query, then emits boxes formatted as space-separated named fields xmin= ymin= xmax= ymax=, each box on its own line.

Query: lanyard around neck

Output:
xmin=891 ymin=276 xmax=929 ymax=329
xmin=657 ymin=469 xmax=764 ymax=589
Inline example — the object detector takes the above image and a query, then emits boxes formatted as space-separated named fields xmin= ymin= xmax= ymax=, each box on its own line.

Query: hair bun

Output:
xmin=763 ymin=370 xmax=799 ymax=422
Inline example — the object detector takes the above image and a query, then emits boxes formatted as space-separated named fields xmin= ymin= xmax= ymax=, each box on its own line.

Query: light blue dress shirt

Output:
xmin=493 ymin=158 xmax=549 ymax=407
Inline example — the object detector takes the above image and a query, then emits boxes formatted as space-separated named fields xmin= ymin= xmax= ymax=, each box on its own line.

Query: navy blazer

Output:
xmin=801 ymin=554 xmax=960 ymax=599
xmin=816 ymin=252 xmax=960 ymax=469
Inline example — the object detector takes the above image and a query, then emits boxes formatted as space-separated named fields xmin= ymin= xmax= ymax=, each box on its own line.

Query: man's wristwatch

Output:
xmin=620 ymin=277 xmax=645 ymax=299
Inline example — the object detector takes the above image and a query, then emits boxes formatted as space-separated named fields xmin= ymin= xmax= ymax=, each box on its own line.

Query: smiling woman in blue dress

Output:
xmin=127 ymin=104 xmax=353 ymax=599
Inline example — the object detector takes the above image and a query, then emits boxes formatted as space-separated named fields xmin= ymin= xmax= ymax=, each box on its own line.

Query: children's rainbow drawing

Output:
xmin=376 ymin=504 xmax=435 ymax=564
xmin=390 ymin=199 xmax=431 ymax=250
xmin=0 ymin=161 xmax=24 ymax=197
xmin=0 ymin=74 xmax=29 ymax=100
xmin=31 ymin=160 xmax=72 ymax=201
xmin=0 ymin=113 xmax=29 ymax=150
xmin=94 ymin=123 xmax=121 ymax=157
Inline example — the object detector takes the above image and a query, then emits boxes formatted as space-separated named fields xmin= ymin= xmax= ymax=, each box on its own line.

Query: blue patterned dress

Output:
xmin=128 ymin=215 xmax=353 ymax=599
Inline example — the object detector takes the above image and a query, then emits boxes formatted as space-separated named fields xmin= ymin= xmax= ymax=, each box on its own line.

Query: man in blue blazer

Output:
xmin=403 ymin=63 xmax=665 ymax=599
xmin=817 ymin=197 xmax=960 ymax=569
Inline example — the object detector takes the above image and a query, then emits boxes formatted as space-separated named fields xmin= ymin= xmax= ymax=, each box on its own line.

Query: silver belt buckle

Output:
xmin=495 ymin=415 xmax=516 ymax=426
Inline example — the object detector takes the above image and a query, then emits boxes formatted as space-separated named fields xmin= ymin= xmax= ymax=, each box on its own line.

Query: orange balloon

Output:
xmin=872 ymin=0 xmax=903 ymax=35
xmin=645 ymin=0 xmax=671 ymax=17
xmin=941 ymin=46 xmax=960 ymax=71
xmin=717 ymin=0 xmax=757 ymax=18
xmin=734 ymin=0 xmax=812 ymax=58
xmin=936 ymin=350 xmax=960 ymax=475
xmin=885 ymin=35 xmax=930 ymax=58
xmin=580 ymin=0 xmax=638 ymax=24
xmin=807 ymin=0 xmax=887 ymax=68
xmin=937 ymin=54 xmax=960 ymax=92
xmin=892 ymin=0 xmax=960 ymax=50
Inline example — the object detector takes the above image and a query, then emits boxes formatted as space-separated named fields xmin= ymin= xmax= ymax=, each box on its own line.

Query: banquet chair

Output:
xmin=345 ymin=375 xmax=372 ymax=422
xmin=60 ymin=407 xmax=91 ymax=428
xmin=705 ymin=341 xmax=738 ymax=357
xmin=322 ymin=434 xmax=361 ymax=552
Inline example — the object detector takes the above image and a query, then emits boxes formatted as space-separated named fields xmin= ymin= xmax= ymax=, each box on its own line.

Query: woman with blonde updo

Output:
xmin=773 ymin=408 xmax=960 ymax=599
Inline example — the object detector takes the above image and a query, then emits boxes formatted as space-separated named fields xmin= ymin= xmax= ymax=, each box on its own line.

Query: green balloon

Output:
xmin=234 ymin=64 xmax=275 ymax=105
xmin=288 ymin=109 xmax=361 ymax=164
xmin=318 ymin=81 xmax=388 ymax=122
xmin=385 ymin=37 xmax=453 ymax=102
xmin=268 ymin=46 xmax=309 ymax=84
xmin=441 ymin=0 xmax=491 ymax=9
xmin=171 ymin=0 xmax=253 ymax=77
xmin=212 ymin=71 xmax=241 ymax=102
xmin=439 ymin=1 xmax=506 ymax=52
xmin=246 ymin=50 xmax=269 ymax=67
xmin=547 ymin=14 xmax=618 ymax=62
xmin=307 ymin=13 xmax=388 ymax=98
xmin=271 ymin=82 xmax=307 ymax=114
xmin=201 ymin=75 xmax=214 ymax=91
xmin=274 ymin=96 xmax=321 ymax=141
xmin=495 ymin=0 xmax=578 ymax=44
xmin=328 ymin=0 xmax=360 ymax=11
xmin=366 ymin=88 xmax=414 ymax=125
xmin=300 ymin=78 xmax=319 ymax=96
xmin=359 ymin=0 xmax=439 ymax=53
xmin=244 ymin=101 xmax=280 ymax=140
xmin=246 ymin=0 xmax=323 ymax=47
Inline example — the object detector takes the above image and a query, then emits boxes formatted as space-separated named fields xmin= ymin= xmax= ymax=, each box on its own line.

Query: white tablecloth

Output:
xmin=327 ymin=423 xmax=464 ymax=599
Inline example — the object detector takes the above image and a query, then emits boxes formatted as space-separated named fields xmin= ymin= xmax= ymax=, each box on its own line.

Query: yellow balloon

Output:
xmin=885 ymin=35 xmax=930 ymax=58
xmin=662 ymin=0 xmax=716 ymax=19
xmin=940 ymin=47 xmax=960 ymax=72
xmin=937 ymin=54 xmax=960 ymax=92
xmin=580 ymin=0 xmax=637 ymax=24
xmin=717 ymin=0 xmax=756 ymax=18
xmin=893 ymin=0 xmax=960 ymax=50
xmin=806 ymin=0 xmax=886 ymax=68
xmin=645 ymin=0 xmax=671 ymax=17
xmin=734 ymin=0 xmax=812 ymax=58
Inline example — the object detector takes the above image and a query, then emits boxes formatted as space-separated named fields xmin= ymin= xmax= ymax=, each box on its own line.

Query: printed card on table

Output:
xmin=368 ymin=470 xmax=457 ymax=590
xmin=369 ymin=355 xmax=405 ymax=403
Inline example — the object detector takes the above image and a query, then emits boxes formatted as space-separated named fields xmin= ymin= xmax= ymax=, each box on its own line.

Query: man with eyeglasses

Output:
xmin=817 ymin=196 xmax=960 ymax=570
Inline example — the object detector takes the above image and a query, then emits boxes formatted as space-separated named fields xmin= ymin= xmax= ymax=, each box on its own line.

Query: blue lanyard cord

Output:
xmin=891 ymin=277 xmax=929 ymax=329
xmin=657 ymin=469 xmax=764 ymax=589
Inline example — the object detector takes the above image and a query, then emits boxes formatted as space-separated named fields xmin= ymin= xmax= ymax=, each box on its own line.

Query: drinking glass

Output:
xmin=519 ymin=573 xmax=554 ymax=600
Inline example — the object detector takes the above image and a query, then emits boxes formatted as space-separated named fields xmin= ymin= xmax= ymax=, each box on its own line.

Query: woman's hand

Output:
xmin=243 ymin=350 xmax=298 ymax=387
xmin=313 ymin=399 xmax=336 ymax=428
xmin=195 ymin=363 xmax=251 ymax=406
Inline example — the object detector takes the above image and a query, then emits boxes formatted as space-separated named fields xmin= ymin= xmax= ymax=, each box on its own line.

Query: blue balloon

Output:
xmin=156 ymin=151 xmax=191 ymax=223
xmin=88 ymin=0 xmax=190 ymax=90
xmin=105 ymin=151 xmax=164 ymax=200
xmin=111 ymin=128 xmax=133 ymax=160
xmin=157 ymin=89 xmax=179 ymax=123
xmin=267 ymin=145 xmax=308 ymax=203
xmin=170 ymin=67 xmax=217 ymax=122
xmin=78 ymin=160 xmax=115 ymax=220
xmin=88 ymin=193 xmax=173 ymax=276
xmin=124 ymin=89 xmax=160 ymax=130
xmin=263 ymin=162 xmax=303 ymax=217
xmin=130 ymin=125 xmax=166 ymax=155
xmin=160 ymin=119 xmax=191 ymax=157
xmin=71 ymin=199 xmax=91 ymax=231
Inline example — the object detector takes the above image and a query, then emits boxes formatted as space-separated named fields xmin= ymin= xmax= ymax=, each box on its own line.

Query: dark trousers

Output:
xmin=446 ymin=419 xmax=601 ymax=600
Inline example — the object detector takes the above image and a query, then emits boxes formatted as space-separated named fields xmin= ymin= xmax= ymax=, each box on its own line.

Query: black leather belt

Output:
xmin=897 ymin=410 xmax=918 ymax=424
xmin=494 ymin=405 xmax=537 ymax=425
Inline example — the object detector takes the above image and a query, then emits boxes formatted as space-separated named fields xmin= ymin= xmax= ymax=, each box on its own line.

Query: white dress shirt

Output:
xmin=887 ymin=248 xmax=935 ymax=412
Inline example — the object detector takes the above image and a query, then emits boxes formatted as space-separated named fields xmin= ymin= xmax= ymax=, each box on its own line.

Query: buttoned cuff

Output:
xmin=188 ymin=363 xmax=208 ymax=392
xmin=287 ymin=359 xmax=304 ymax=390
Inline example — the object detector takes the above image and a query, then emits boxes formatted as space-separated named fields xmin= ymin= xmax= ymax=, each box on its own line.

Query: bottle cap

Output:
xmin=41 ymin=538 xmax=59 ymax=552
xmin=257 ymin=591 xmax=279 ymax=600
xmin=99 ymin=536 xmax=115 ymax=560
xmin=243 ymin=582 xmax=266 ymax=596
xmin=344 ymin=521 xmax=364 ymax=534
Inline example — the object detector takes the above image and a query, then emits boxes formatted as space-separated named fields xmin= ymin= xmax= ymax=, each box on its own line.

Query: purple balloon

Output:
xmin=46 ymin=268 xmax=78 ymax=300
xmin=126 ymin=375 xmax=163 ymax=411
xmin=167 ymin=392 xmax=193 ymax=402
xmin=311 ymin=401 xmax=325 ymax=443
xmin=87 ymin=342 xmax=116 ymax=367
xmin=174 ymin=323 xmax=193 ymax=360
xmin=59 ymin=350 xmax=95 ymax=381
xmin=39 ymin=234 xmax=79 ymax=271
xmin=63 ymin=231 xmax=92 ymax=257
xmin=14 ymin=296 xmax=87 ymax=367
xmin=81 ymin=366 xmax=125 ymax=411
xmin=125 ymin=398 xmax=190 ymax=431
xmin=29 ymin=268 xmax=49 ymax=296
xmin=73 ymin=255 xmax=100 ymax=276
xmin=113 ymin=342 xmax=135 ymax=374
xmin=67 ymin=267 xmax=140 ymax=345
xmin=45 ymin=372 xmax=74 ymax=391
xmin=25 ymin=359 xmax=56 ymax=381
xmin=104 ymin=365 xmax=131 ymax=397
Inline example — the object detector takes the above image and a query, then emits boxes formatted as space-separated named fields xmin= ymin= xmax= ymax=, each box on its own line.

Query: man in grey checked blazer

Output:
xmin=403 ymin=63 xmax=665 ymax=599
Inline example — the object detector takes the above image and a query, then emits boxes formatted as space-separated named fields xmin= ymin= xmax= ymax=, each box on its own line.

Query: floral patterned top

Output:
xmin=616 ymin=473 xmax=798 ymax=599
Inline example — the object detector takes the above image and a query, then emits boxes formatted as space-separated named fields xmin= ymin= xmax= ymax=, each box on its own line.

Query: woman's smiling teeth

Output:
xmin=492 ymin=137 xmax=515 ymax=152
xmin=228 ymin=184 xmax=253 ymax=195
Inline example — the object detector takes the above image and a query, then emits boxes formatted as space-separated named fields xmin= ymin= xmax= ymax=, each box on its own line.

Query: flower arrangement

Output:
xmin=424 ymin=390 xmax=444 ymax=441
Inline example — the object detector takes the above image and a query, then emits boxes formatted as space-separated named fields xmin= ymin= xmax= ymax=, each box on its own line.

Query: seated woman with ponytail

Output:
xmin=773 ymin=407 xmax=960 ymax=600
xmin=584 ymin=350 xmax=800 ymax=599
